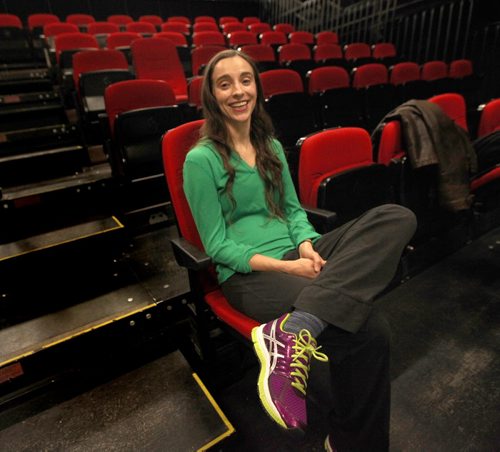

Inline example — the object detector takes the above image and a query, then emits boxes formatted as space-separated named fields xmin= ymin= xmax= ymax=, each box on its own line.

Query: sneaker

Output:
xmin=251 ymin=313 xmax=328 ymax=432
xmin=324 ymin=434 xmax=336 ymax=452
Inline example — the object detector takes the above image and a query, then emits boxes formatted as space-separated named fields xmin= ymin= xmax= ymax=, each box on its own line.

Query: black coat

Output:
xmin=374 ymin=100 xmax=477 ymax=212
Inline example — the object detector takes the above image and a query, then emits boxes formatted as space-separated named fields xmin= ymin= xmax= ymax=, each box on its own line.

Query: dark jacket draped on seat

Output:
xmin=374 ymin=99 xmax=477 ymax=212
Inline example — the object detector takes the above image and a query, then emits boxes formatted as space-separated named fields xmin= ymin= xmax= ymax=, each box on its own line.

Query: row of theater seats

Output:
xmin=0 ymin=12 xmax=489 ymax=240
xmin=188 ymin=60 xmax=479 ymax=137
xmin=27 ymin=24 xmax=398 ymax=77
xmin=0 ymin=49 xmax=484 ymax=206
xmin=4 ymin=11 xmax=332 ymax=41
xmin=55 ymin=38 xmax=479 ymax=147
xmin=97 ymin=74 xmax=498 ymax=240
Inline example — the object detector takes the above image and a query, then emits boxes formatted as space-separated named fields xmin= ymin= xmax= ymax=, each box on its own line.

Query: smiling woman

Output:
xmin=182 ymin=48 xmax=417 ymax=451
xmin=212 ymin=57 xmax=256 ymax=128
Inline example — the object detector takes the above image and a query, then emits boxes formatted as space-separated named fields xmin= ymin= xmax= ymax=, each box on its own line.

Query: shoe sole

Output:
xmin=324 ymin=435 xmax=334 ymax=451
xmin=251 ymin=324 xmax=289 ymax=429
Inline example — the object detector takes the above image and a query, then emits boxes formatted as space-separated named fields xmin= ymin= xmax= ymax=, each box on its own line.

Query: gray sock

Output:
xmin=283 ymin=310 xmax=328 ymax=338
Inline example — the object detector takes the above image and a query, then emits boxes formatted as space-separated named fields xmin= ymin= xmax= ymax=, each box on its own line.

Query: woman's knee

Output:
xmin=371 ymin=204 xmax=417 ymax=241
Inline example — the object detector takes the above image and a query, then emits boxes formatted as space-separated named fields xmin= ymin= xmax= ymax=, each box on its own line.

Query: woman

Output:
xmin=183 ymin=49 xmax=416 ymax=451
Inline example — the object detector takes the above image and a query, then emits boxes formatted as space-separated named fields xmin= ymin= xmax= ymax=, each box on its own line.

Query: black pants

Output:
xmin=221 ymin=204 xmax=417 ymax=451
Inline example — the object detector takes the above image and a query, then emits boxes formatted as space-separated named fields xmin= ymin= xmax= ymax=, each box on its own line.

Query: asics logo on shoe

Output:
xmin=263 ymin=319 xmax=285 ymax=373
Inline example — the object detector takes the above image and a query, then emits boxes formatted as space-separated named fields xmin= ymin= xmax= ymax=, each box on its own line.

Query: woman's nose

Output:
xmin=232 ymin=82 xmax=244 ymax=95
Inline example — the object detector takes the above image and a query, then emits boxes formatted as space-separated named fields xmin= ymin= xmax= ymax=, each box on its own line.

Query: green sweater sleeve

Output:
xmin=273 ymin=140 xmax=321 ymax=246
xmin=183 ymin=144 xmax=254 ymax=274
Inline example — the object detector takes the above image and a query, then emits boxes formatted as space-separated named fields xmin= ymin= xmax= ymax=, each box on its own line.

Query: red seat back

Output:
xmin=308 ymin=66 xmax=350 ymax=94
xmin=44 ymin=22 xmax=79 ymax=37
xmin=316 ymin=31 xmax=339 ymax=45
xmin=162 ymin=120 xmax=259 ymax=338
xmin=54 ymin=32 xmax=99 ymax=61
xmin=313 ymin=43 xmax=343 ymax=62
xmin=273 ymin=23 xmax=295 ymax=34
xmin=260 ymin=31 xmax=287 ymax=46
xmin=131 ymin=38 xmax=188 ymax=102
xmin=188 ymin=76 xmax=204 ymax=109
xmin=66 ymin=14 xmax=95 ymax=27
xmin=126 ymin=22 xmax=156 ymax=34
xmin=352 ymin=63 xmax=388 ymax=88
xmin=193 ymin=22 xmax=219 ymax=33
xmin=228 ymin=30 xmax=258 ymax=47
xmin=344 ymin=42 xmax=371 ymax=61
xmin=87 ymin=22 xmax=120 ymax=35
xmin=478 ymin=99 xmax=500 ymax=138
xmin=428 ymin=93 xmax=468 ymax=132
xmin=107 ymin=15 xmax=134 ymax=27
xmin=243 ymin=17 xmax=260 ymax=26
xmin=104 ymin=79 xmax=176 ymax=133
xmin=449 ymin=59 xmax=473 ymax=79
xmin=219 ymin=16 xmax=239 ymax=26
xmin=299 ymin=127 xmax=374 ymax=206
xmin=168 ymin=16 xmax=190 ymax=25
xmin=278 ymin=43 xmax=311 ymax=63
xmin=192 ymin=31 xmax=226 ymax=47
xmin=28 ymin=13 xmax=60 ymax=30
xmin=161 ymin=22 xmax=190 ymax=34
xmin=372 ymin=42 xmax=396 ymax=59
xmin=163 ymin=120 xmax=205 ymax=251
xmin=154 ymin=31 xmax=188 ymax=47
xmin=222 ymin=22 xmax=247 ymax=34
xmin=0 ymin=13 xmax=22 ymax=28
xmin=106 ymin=32 xmax=141 ymax=49
xmin=73 ymin=49 xmax=128 ymax=91
xmin=249 ymin=22 xmax=271 ymax=34
xmin=191 ymin=45 xmax=226 ymax=75
xmin=289 ymin=31 xmax=314 ymax=45
xmin=260 ymin=69 xmax=303 ymax=97
xmin=421 ymin=60 xmax=448 ymax=81
xmin=139 ymin=15 xmax=163 ymax=26
xmin=195 ymin=16 xmax=217 ymax=24
xmin=390 ymin=62 xmax=420 ymax=85
xmin=239 ymin=44 xmax=275 ymax=62
xmin=377 ymin=120 xmax=405 ymax=165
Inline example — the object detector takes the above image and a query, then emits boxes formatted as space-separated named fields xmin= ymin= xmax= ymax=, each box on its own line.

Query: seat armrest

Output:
xmin=302 ymin=204 xmax=338 ymax=232
xmin=171 ymin=237 xmax=211 ymax=270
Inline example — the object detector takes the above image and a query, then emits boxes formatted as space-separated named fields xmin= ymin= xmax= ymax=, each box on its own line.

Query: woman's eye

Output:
xmin=219 ymin=82 xmax=230 ymax=89
xmin=242 ymin=78 xmax=252 ymax=85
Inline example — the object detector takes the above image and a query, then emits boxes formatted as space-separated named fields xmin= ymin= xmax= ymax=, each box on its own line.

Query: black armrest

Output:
xmin=171 ymin=237 xmax=211 ymax=271
xmin=302 ymin=204 xmax=338 ymax=233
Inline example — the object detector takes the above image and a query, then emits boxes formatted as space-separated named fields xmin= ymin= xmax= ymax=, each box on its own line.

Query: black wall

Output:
xmin=0 ymin=0 xmax=260 ymax=24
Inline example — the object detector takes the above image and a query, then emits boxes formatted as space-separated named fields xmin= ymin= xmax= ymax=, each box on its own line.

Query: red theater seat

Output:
xmin=298 ymin=127 xmax=390 ymax=224
xmin=162 ymin=119 xmax=259 ymax=339
xmin=131 ymin=38 xmax=188 ymax=103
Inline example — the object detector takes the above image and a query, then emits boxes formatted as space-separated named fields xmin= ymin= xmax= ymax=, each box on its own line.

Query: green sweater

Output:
xmin=183 ymin=138 xmax=320 ymax=284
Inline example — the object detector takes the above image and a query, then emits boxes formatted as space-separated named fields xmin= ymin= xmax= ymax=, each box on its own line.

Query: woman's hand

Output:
xmin=248 ymin=247 xmax=326 ymax=279
xmin=298 ymin=240 xmax=326 ymax=273
xmin=283 ymin=257 xmax=323 ymax=279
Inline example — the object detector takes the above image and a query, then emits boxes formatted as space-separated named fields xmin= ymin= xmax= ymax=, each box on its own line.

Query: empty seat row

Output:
xmin=0 ymin=13 xmax=268 ymax=30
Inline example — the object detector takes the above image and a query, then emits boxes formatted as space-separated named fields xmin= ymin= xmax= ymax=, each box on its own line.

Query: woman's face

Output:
xmin=211 ymin=55 xmax=257 ymax=129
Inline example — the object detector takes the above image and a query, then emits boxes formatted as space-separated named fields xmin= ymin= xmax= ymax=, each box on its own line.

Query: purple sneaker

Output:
xmin=251 ymin=313 xmax=328 ymax=433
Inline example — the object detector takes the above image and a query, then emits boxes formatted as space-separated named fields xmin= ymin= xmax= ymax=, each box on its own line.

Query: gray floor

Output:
xmin=0 ymin=352 xmax=232 ymax=452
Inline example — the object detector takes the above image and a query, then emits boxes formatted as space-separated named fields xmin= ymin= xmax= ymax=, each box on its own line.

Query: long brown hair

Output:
xmin=200 ymin=49 xmax=285 ymax=219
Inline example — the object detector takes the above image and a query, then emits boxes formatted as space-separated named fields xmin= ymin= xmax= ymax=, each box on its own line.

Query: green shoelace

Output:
xmin=290 ymin=329 xmax=329 ymax=395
